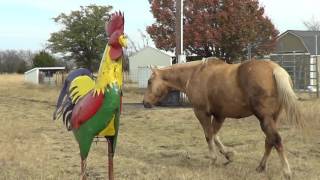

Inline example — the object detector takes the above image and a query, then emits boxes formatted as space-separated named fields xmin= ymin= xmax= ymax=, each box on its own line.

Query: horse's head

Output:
xmin=143 ymin=68 xmax=170 ymax=108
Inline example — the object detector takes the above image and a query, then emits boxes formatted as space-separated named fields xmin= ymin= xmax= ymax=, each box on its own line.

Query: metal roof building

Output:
xmin=276 ymin=30 xmax=320 ymax=55
xmin=272 ymin=30 xmax=320 ymax=92
xmin=24 ymin=67 xmax=65 ymax=85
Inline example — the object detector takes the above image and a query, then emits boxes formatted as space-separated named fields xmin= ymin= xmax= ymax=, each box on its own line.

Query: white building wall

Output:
xmin=138 ymin=66 xmax=152 ymax=88
xmin=24 ymin=69 xmax=39 ymax=84
xmin=137 ymin=66 xmax=165 ymax=88
xmin=310 ymin=56 xmax=316 ymax=87
xmin=129 ymin=47 xmax=172 ymax=82
xmin=309 ymin=55 xmax=320 ymax=92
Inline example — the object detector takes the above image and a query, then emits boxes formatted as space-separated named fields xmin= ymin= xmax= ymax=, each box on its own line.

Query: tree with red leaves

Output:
xmin=147 ymin=0 xmax=279 ymax=62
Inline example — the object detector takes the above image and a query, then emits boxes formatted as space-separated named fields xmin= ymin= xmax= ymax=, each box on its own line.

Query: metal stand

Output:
xmin=106 ymin=137 xmax=114 ymax=180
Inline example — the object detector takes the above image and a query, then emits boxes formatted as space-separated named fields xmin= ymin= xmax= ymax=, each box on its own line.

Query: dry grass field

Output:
xmin=0 ymin=74 xmax=320 ymax=180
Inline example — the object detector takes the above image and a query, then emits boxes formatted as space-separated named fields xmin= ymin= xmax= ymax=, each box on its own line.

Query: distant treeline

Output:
xmin=0 ymin=50 xmax=34 ymax=73
xmin=0 ymin=50 xmax=72 ymax=74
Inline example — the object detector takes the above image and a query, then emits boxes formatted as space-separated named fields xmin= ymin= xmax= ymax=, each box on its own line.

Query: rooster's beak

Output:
xmin=119 ymin=35 xmax=127 ymax=48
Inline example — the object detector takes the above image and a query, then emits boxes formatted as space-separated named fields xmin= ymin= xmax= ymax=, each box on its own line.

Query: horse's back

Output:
xmin=187 ymin=60 xmax=249 ymax=117
xmin=187 ymin=59 xmax=280 ymax=118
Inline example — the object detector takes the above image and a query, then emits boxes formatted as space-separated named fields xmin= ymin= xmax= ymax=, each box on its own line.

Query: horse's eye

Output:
xmin=148 ymin=80 xmax=152 ymax=85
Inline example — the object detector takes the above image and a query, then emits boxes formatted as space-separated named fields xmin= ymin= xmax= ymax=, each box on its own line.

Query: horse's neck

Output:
xmin=160 ymin=62 xmax=200 ymax=92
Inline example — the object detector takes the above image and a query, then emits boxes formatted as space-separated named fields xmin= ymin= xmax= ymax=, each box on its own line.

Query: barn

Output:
xmin=271 ymin=30 xmax=320 ymax=91
xmin=128 ymin=46 xmax=173 ymax=84
xmin=24 ymin=67 xmax=65 ymax=85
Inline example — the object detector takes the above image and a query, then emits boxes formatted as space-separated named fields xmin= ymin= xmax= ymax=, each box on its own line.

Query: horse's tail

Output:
xmin=273 ymin=66 xmax=304 ymax=128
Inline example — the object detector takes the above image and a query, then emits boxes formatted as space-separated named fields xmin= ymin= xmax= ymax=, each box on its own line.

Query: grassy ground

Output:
xmin=0 ymin=74 xmax=320 ymax=180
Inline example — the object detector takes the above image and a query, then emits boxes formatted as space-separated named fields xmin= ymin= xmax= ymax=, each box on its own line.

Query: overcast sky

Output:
xmin=0 ymin=0 xmax=320 ymax=51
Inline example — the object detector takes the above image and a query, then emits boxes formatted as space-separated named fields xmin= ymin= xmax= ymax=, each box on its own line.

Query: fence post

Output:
xmin=293 ymin=52 xmax=297 ymax=89
xmin=316 ymin=56 xmax=319 ymax=98
xmin=304 ymin=59 xmax=307 ymax=90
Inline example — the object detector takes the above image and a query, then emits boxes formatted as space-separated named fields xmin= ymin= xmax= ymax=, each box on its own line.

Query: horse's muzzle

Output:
xmin=142 ymin=100 xmax=152 ymax=108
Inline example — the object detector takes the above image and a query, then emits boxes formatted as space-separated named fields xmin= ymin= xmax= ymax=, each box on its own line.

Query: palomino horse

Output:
xmin=143 ymin=58 xmax=303 ymax=180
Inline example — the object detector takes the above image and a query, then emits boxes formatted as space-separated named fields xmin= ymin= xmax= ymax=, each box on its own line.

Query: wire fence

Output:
xmin=270 ymin=53 xmax=320 ymax=98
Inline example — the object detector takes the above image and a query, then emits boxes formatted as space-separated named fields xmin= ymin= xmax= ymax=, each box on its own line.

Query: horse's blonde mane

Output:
xmin=157 ymin=58 xmax=225 ymax=74
xmin=159 ymin=61 xmax=202 ymax=71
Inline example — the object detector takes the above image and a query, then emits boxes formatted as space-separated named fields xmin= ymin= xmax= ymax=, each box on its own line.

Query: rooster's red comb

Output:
xmin=106 ymin=11 xmax=124 ymax=36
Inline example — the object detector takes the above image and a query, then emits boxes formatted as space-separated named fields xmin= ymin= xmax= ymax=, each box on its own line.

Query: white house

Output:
xmin=128 ymin=46 xmax=173 ymax=84
xmin=24 ymin=67 xmax=65 ymax=85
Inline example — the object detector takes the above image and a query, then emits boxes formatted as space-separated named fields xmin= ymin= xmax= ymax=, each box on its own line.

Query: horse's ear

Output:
xmin=151 ymin=68 xmax=157 ymax=74
xmin=150 ymin=65 xmax=158 ymax=74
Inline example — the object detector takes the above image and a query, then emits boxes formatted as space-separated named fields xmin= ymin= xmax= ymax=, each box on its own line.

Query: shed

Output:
xmin=24 ymin=67 xmax=65 ymax=85
xmin=128 ymin=46 xmax=173 ymax=82
xmin=271 ymin=30 xmax=320 ymax=91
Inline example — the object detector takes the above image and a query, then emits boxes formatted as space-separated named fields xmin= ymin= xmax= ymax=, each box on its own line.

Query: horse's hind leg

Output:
xmin=193 ymin=109 xmax=217 ymax=164
xmin=256 ymin=137 xmax=272 ymax=172
xmin=211 ymin=117 xmax=235 ymax=162
xmin=257 ymin=115 xmax=292 ymax=180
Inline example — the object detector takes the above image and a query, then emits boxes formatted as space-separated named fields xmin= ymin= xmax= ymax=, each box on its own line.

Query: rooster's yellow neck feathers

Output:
xmin=94 ymin=45 xmax=123 ymax=95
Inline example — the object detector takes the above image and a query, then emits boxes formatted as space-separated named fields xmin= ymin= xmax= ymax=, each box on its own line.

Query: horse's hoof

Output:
xmin=283 ymin=170 xmax=292 ymax=180
xmin=256 ymin=165 xmax=266 ymax=173
xmin=80 ymin=173 xmax=88 ymax=180
xmin=225 ymin=150 xmax=235 ymax=162
xmin=210 ymin=156 xmax=218 ymax=165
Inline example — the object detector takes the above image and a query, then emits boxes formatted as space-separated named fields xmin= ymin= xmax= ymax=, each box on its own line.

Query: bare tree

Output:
xmin=303 ymin=16 xmax=320 ymax=31
xmin=126 ymin=29 xmax=152 ymax=56
xmin=127 ymin=37 xmax=139 ymax=55
xmin=138 ymin=29 xmax=151 ymax=47
xmin=0 ymin=50 xmax=34 ymax=73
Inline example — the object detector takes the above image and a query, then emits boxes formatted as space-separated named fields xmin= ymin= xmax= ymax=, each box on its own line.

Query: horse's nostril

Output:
xmin=143 ymin=102 xmax=152 ymax=108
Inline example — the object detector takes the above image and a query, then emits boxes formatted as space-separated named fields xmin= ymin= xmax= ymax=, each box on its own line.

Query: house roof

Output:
xmin=279 ymin=30 xmax=320 ymax=55
xmin=24 ymin=67 xmax=65 ymax=74
xmin=129 ymin=46 xmax=173 ymax=59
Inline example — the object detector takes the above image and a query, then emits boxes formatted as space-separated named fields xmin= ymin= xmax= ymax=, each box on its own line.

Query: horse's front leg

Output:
xmin=193 ymin=109 xmax=217 ymax=164
xmin=211 ymin=117 xmax=235 ymax=162
xmin=214 ymin=135 xmax=235 ymax=162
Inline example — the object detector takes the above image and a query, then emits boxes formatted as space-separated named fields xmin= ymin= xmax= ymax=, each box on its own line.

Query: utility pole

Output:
xmin=175 ymin=0 xmax=186 ymax=105
xmin=175 ymin=0 xmax=186 ymax=64
xmin=247 ymin=43 xmax=252 ymax=60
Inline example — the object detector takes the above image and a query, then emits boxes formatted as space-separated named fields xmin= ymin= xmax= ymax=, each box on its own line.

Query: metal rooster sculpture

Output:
xmin=53 ymin=12 xmax=126 ymax=180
